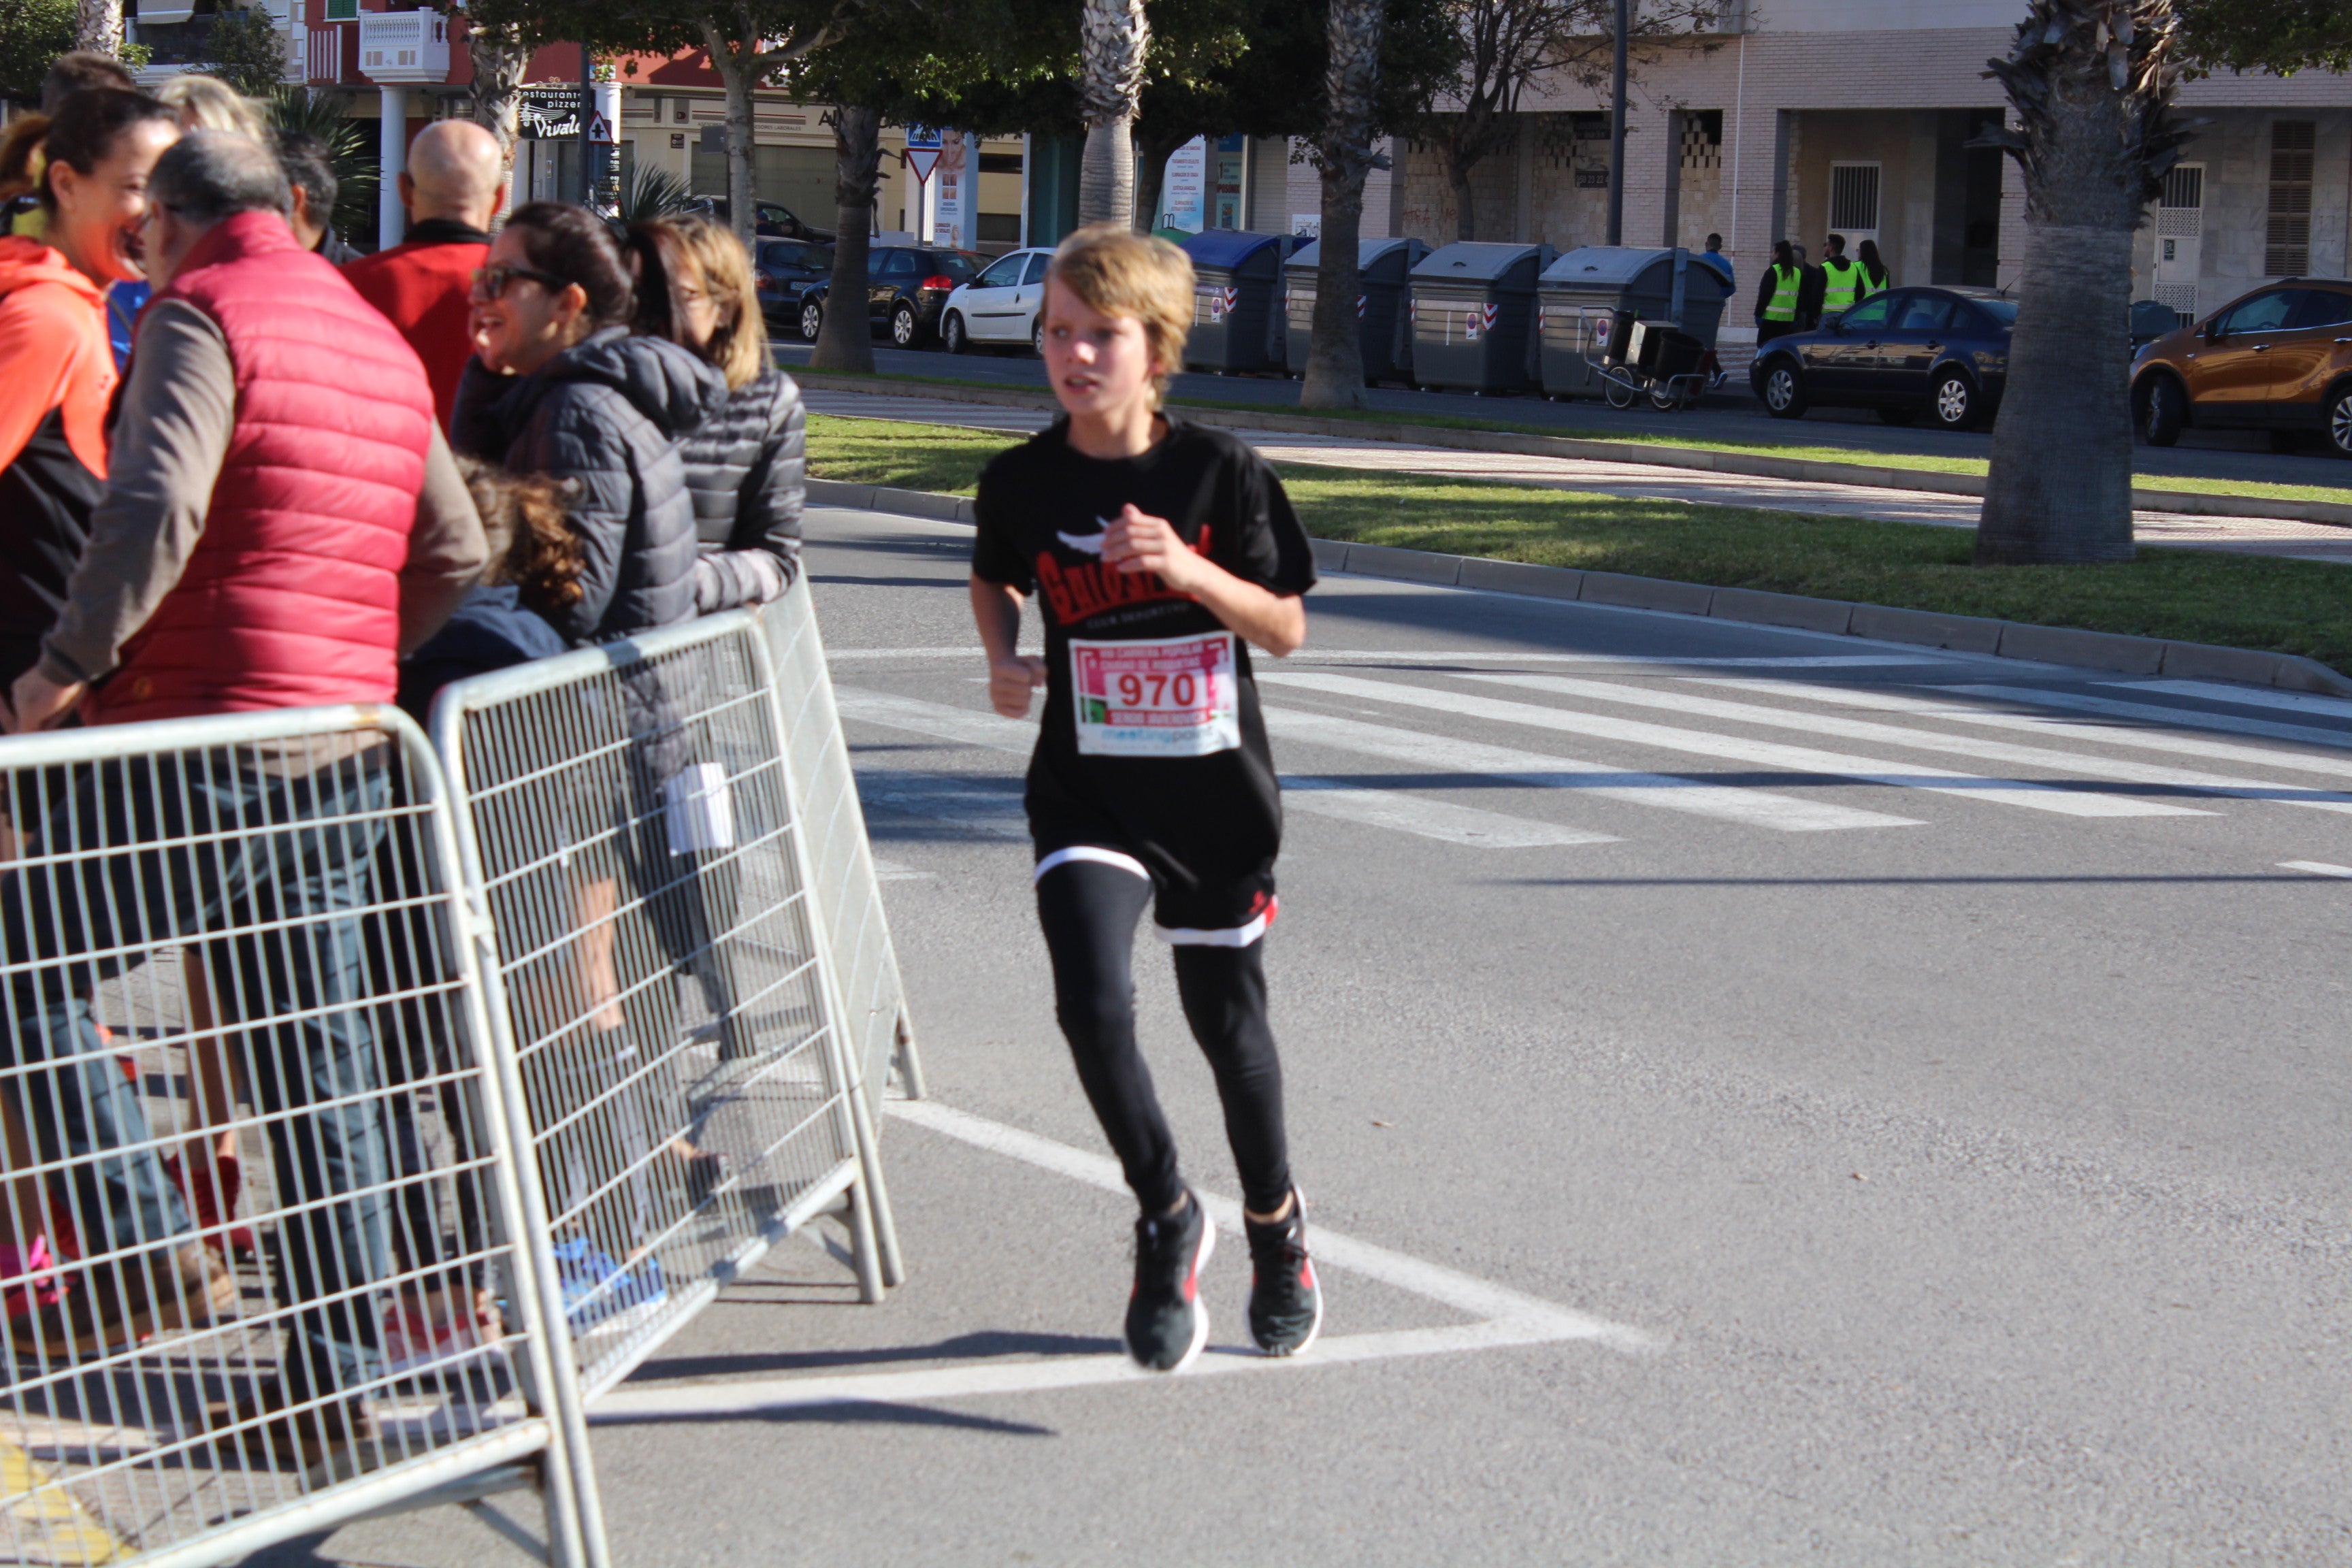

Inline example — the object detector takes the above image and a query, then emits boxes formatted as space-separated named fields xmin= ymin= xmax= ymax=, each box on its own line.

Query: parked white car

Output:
xmin=940 ymin=248 xmax=1054 ymax=355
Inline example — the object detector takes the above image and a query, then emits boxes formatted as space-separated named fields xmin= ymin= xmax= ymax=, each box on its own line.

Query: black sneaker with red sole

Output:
xmin=1245 ymin=1191 xmax=1322 ymax=1357
xmin=1126 ymin=1191 xmax=1213 ymax=1373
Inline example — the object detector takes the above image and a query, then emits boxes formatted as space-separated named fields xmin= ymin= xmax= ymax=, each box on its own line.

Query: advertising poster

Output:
xmin=934 ymin=129 xmax=968 ymax=248
xmin=1160 ymin=138 xmax=1206 ymax=232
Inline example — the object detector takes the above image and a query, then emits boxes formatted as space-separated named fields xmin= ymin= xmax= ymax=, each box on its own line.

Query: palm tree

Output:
xmin=269 ymin=87 xmax=378 ymax=238
xmin=76 ymin=0 xmax=121 ymax=56
xmin=1301 ymin=0 xmax=1386 ymax=410
xmin=1974 ymin=0 xmax=2190 ymax=565
xmin=466 ymin=18 xmax=537 ymax=186
xmin=811 ymin=103 xmax=883 ymax=374
xmin=1079 ymin=0 xmax=1149 ymax=228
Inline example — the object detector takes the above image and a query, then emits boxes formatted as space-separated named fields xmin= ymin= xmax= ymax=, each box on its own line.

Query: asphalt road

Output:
xmin=276 ymin=506 xmax=2352 ymax=1567
xmin=772 ymin=338 xmax=2342 ymax=491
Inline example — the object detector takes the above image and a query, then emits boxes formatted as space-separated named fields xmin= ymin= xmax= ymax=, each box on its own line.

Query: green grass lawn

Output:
xmin=806 ymin=412 xmax=2352 ymax=673
xmin=789 ymin=365 xmax=2352 ymax=507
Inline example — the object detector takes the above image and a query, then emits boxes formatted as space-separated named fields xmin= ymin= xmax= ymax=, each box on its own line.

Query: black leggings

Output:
xmin=1036 ymin=858 xmax=1290 ymax=1215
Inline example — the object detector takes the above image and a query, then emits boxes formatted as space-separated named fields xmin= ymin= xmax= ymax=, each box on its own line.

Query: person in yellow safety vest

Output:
xmin=1856 ymin=238 xmax=1891 ymax=298
xmin=1754 ymin=239 xmax=1803 ymax=344
xmin=1816 ymin=233 xmax=1866 ymax=318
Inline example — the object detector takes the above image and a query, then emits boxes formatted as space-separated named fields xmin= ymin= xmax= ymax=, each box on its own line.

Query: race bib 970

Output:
xmin=1071 ymin=632 xmax=1240 ymax=758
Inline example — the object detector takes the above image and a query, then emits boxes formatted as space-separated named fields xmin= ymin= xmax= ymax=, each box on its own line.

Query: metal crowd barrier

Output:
xmin=0 ymin=706 xmax=600 ymax=1568
xmin=755 ymin=576 xmax=927 ymax=1113
xmin=428 ymin=609 xmax=900 ymax=1415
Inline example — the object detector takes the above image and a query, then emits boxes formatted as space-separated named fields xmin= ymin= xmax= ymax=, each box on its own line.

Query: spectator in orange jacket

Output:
xmin=344 ymin=119 xmax=506 ymax=430
xmin=0 ymin=88 xmax=180 ymax=689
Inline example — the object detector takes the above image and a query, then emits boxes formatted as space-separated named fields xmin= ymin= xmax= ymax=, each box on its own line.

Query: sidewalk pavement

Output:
xmin=798 ymin=391 xmax=2352 ymax=564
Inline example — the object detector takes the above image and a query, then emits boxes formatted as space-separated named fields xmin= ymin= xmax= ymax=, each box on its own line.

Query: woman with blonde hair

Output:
xmin=625 ymin=216 xmax=804 ymax=610
xmin=155 ymin=74 xmax=267 ymax=140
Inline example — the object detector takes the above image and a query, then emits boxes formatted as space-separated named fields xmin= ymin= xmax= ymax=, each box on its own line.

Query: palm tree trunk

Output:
xmin=467 ymin=20 xmax=533 ymax=198
xmin=1078 ymin=0 xmax=1148 ymax=229
xmin=1975 ymin=221 xmax=2137 ymax=562
xmin=76 ymin=0 xmax=122 ymax=56
xmin=813 ymin=105 xmax=882 ymax=374
xmin=1974 ymin=0 xmax=2189 ymax=565
xmin=1302 ymin=0 xmax=1386 ymax=410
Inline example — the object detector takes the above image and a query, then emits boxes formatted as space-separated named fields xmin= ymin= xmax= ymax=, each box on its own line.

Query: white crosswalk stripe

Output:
xmin=1261 ymin=671 xmax=2209 ymax=818
xmin=1942 ymin=685 xmax=2352 ymax=754
xmin=1262 ymin=706 xmax=1919 ymax=832
xmin=834 ymin=688 xmax=1616 ymax=849
xmin=1459 ymin=672 xmax=2352 ymax=814
xmin=2100 ymin=680 xmax=2352 ymax=722
xmin=1694 ymin=678 xmax=2352 ymax=779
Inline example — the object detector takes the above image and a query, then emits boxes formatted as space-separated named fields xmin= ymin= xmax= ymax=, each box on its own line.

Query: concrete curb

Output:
xmin=807 ymin=476 xmax=2352 ymax=697
xmin=790 ymin=370 xmax=2352 ymax=530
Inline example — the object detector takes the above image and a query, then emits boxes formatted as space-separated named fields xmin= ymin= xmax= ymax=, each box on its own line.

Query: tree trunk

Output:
xmin=1974 ymin=221 xmax=2137 ymax=562
xmin=1446 ymin=147 xmax=1477 ymax=241
xmin=1301 ymin=0 xmax=1386 ymax=410
xmin=1974 ymin=0 xmax=2187 ymax=564
xmin=76 ymin=0 xmax=123 ymax=56
xmin=813 ymin=105 xmax=881 ymax=374
xmin=1077 ymin=0 xmax=1148 ymax=229
xmin=1132 ymin=128 xmax=1192 ymax=235
xmin=701 ymin=20 xmax=759 ymax=246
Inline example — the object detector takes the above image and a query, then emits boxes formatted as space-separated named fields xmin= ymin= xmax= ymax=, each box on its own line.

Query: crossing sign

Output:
xmin=902 ymin=125 xmax=941 ymax=183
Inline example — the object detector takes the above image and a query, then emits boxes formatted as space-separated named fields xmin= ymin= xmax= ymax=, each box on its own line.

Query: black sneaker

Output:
xmin=1126 ymin=1192 xmax=1213 ymax=1373
xmin=1245 ymin=1192 xmax=1322 ymax=1357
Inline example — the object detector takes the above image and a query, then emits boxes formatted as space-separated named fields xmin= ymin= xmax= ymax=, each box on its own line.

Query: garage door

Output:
xmin=691 ymin=141 xmax=838 ymax=220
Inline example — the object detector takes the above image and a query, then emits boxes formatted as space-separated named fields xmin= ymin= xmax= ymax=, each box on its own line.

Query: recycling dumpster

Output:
xmin=1407 ymin=242 xmax=1554 ymax=393
xmin=1284 ymin=237 xmax=1431 ymax=382
xmin=1537 ymin=246 xmax=1731 ymax=399
xmin=1179 ymin=230 xmax=1295 ymax=374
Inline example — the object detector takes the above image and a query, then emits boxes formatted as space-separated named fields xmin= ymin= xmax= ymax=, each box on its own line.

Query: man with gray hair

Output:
xmin=1 ymin=129 xmax=483 ymax=1466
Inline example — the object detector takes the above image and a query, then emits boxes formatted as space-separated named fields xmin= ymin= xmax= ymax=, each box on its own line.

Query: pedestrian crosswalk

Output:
xmin=834 ymin=658 xmax=2352 ymax=855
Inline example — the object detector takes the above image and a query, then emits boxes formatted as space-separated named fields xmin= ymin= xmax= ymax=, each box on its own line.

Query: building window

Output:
xmin=323 ymin=0 xmax=357 ymax=18
xmin=2267 ymin=120 xmax=2315 ymax=277
xmin=1829 ymin=162 xmax=1880 ymax=237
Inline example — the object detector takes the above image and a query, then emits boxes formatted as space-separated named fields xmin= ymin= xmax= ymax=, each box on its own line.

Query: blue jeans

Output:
xmin=1 ymin=747 xmax=393 ymax=1401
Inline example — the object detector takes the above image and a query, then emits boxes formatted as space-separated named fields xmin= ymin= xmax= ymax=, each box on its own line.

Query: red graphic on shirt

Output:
xmin=1034 ymin=525 xmax=1215 ymax=627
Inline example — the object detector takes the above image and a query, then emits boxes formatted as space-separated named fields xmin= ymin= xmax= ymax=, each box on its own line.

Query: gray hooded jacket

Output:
xmin=452 ymin=327 xmax=728 ymax=644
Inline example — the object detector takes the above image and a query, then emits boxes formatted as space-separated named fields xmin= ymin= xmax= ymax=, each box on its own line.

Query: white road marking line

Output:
xmin=1696 ymin=679 xmax=2352 ymax=779
xmin=2278 ymin=860 xmax=2352 ymax=879
xmin=2101 ymin=681 xmax=2352 ymax=723
xmin=834 ymin=689 xmax=1616 ymax=850
xmin=585 ymin=1100 xmax=1655 ymax=1422
xmin=870 ymin=858 xmax=935 ymax=881
xmin=1941 ymin=685 xmax=2352 ymax=755
xmin=1264 ymin=706 xmax=1921 ymax=833
xmin=1262 ymin=672 xmax=2208 ymax=819
xmin=1465 ymin=672 xmax=2352 ymax=814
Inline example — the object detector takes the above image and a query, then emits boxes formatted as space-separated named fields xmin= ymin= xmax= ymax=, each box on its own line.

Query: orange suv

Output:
xmin=2132 ymin=278 xmax=2352 ymax=457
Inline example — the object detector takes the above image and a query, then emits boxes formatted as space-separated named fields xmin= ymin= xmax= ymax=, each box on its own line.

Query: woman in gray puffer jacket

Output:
xmin=625 ymin=216 xmax=804 ymax=612
xmin=453 ymin=202 xmax=729 ymax=642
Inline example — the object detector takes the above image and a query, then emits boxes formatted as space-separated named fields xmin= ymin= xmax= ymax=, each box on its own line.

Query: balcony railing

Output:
xmin=358 ymin=9 xmax=451 ymax=84
xmin=306 ymin=19 xmax=358 ymax=84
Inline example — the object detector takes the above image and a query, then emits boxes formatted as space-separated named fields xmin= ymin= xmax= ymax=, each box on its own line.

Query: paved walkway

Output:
xmin=800 ymin=389 xmax=2352 ymax=563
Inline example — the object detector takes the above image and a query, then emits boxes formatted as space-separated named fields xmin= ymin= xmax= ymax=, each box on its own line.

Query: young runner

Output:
xmin=969 ymin=225 xmax=1322 ymax=1373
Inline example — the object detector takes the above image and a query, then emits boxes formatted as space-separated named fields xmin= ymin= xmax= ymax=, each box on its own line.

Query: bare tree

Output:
xmin=1974 ymin=0 xmax=2188 ymax=564
xmin=1302 ymin=0 xmax=1386 ymax=408
xmin=1079 ymin=0 xmax=1149 ymax=227
xmin=76 ymin=0 xmax=122 ymax=57
xmin=811 ymin=103 xmax=885 ymax=372
xmin=700 ymin=4 xmax=855 ymax=244
xmin=1424 ymin=0 xmax=1717 ymax=241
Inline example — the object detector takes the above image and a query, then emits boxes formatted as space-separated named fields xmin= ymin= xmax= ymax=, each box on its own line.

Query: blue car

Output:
xmin=1749 ymin=285 xmax=2014 ymax=431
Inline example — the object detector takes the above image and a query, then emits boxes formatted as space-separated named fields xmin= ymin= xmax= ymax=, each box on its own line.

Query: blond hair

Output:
xmin=1046 ymin=224 xmax=1194 ymax=404
xmin=157 ymin=74 xmax=265 ymax=140
xmin=668 ymin=215 xmax=770 ymax=391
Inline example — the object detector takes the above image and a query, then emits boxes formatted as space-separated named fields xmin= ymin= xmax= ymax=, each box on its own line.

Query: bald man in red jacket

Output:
xmin=344 ymin=118 xmax=506 ymax=430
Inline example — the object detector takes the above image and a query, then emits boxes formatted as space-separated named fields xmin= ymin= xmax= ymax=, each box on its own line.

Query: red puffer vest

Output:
xmin=89 ymin=210 xmax=434 ymax=725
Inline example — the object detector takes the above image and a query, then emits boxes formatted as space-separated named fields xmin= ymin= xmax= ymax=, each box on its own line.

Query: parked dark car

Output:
xmin=2132 ymin=278 xmax=2352 ymax=456
xmin=752 ymin=237 xmax=833 ymax=329
xmin=690 ymin=196 xmax=835 ymax=244
xmin=1749 ymin=284 xmax=2014 ymax=431
xmin=796 ymin=245 xmax=984 ymax=346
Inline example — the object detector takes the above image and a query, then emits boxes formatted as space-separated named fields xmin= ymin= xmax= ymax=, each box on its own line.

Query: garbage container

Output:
xmin=1284 ymin=237 xmax=1431 ymax=382
xmin=1536 ymin=246 xmax=1732 ymax=399
xmin=1407 ymin=242 xmax=1554 ymax=393
xmin=1179 ymin=230 xmax=1295 ymax=374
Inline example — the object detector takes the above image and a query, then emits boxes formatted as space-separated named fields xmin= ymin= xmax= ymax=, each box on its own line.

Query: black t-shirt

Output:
xmin=972 ymin=416 xmax=1316 ymax=931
